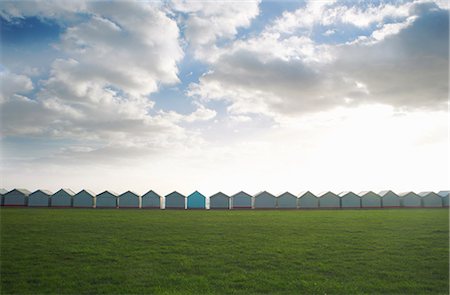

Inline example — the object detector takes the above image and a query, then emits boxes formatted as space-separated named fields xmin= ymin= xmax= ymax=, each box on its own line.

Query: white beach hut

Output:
xmin=379 ymin=190 xmax=401 ymax=207
xmin=360 ymin=191 xmax=382 ymax=208
xmin=165 ymin=191 xmax=186 ymax=209
xmin=438 ymin=191 xmax=449 ymax=207
xmin=254 ymin=191 xmax=277 ymax=209
xmin=277 ymin=192 xmax=298 ymax=209
xmin=339 ymin=191 xmax=361 ymax=208
xmin=419 ymin=191 xmax=443 ymax=208
xmin=231 ymin=191 xmax=253 ymax=209
xmin=399 ymin=192 xmax=422 ymax=207
xmin=3 ymin=189 xmax=31 ymax=206
xmin=51 ymin=188 xmax=75 ymax=207
xmin=298 ymin=191 xmax=319 ymax=209
xmin=28 ymin=190 xmax=52 ymax=207
xmin=73 ymin=189 xmax=96 ymax=208
xmin=96 ymin=191 xmax=118 ymax=208
xmin=209 ymin=192 xmax=230 ymax=209
xmin=118 ymin=191 xmax=140 ymax=208
xmin=318 ymin=191 xmax=340 ymax=208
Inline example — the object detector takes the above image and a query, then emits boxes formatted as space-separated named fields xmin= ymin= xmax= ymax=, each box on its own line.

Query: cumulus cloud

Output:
xmin=188 ymin=2 xmax=449 ymax=118
xmin=171 ymin=0 xmax=260 ymax=60
xmin=0 ymin=1 xmax=191 ymax=159
xmin=0 ymin=71 xmax=33 ymax=102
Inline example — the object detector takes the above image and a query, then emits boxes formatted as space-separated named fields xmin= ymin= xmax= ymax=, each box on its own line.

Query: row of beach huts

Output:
xmin=0 ymin=189 xmax=449 ymax=209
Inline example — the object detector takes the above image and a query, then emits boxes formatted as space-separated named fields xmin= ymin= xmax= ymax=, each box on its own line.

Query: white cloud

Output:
xmin=188 ymin=2 xmax=448 ymax=120
xmin=171 ymin=0 xmax=260 ymax=60
xmin=0 ymin=71 xmax=33 ymax=103
xmin=0 ymin=1 xmax=191 ymax=154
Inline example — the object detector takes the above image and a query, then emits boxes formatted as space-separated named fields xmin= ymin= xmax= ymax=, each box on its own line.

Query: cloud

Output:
xmin=0 ymin=71 xmax=33 ymax=102
xmin=270 ymin=0 xmax=412 ymax=34
xmin=188 ymin=2 xmax=449 ymax=119
xmin=0 ymin=1 xmax=191 ymax=157
xmin=171 ymin=0 xmax=260 ymax=60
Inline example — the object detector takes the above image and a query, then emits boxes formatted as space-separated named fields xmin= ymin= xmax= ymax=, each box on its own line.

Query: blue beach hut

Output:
xmin=187 ymin=191 xmax=206 ymax=209
xmin=142 ymin=190 xmax=161 ymax=209
xmin=165 ymin=191 xmax=186 ymax=209
xmin=51 ymin=188 xmax=75 ymax=207
xmin=231 ymin=191 xmax=252 ymax=209
xmin=3 ymin=189 xmax=31 ymax=206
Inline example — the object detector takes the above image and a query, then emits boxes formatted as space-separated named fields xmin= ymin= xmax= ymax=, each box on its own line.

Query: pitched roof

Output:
xmin=438 ymin=191 xmax=450 ymax=197
xmin=378 ymin=190 xmax=397 ymax=197
xmin=142 ymin=190 xmax=161 ymax=197
xmin=277 ymin=192 xmax=297 ymax=198
xmin=254 ymin=191 xmax=276 ymax=198
xmin=231 ymin=191 xmax=252 ymax=198
xmin=298 ymin=191 xmax=317 ymax=198
xmin=8 ymin=188 xmax=32 ymax=195
xmin=399 ymin=191 xmax=418 ymax=197
xmin=31 ymin=189 xmax=53 ymax=196
xmin=0 ymin=188 xmax=8 ymax=195
xmin=57 ymin=188 xmax=75 ymax=196
xmin=210 ymin=192 xmax=230 ymax=198
xmin=75 ymin=189 xmax=96 ymax=197
xmin=188 ymin=191 xmax=205 ymax=198
xmin=97 ymin=190 xmax=118 ymax=197
xmin=165 ymin=191 xmax=186 ymax=198
xmin=119 ymin=190 xmax=140 ymax=197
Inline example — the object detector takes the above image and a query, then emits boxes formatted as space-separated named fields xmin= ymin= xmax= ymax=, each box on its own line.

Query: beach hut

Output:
xmin=399 ymin=192 xmax=421 ymax=207
xmin=3 ymin=189 xmax=30 ymax=206
xmin=379 ymin=190 xmax=401 ymax=207
xmin=277 ymin=192 xmax=298 ymax=209
xmin=51 ymin=188 xmax=75 ymax=207
xmin=142 ymin=190 xmax=161 ymax=209
xmin=96 ymin=191 xmax=118 ymax=208
xmin=339 ymin=191 xmax=361 ymax=208
xmin=419 ymin=191 xmax=443 ymax=208
xmin=254 ymin=191 xmax=277 ymax=209
xmin=298 ymin=191 xmax=319 ymax=209
xmin=73 ymin=189 xmax=96 ymax=208
xmin=28 ymin=190 xmax=52 ymax=207
xmin=231 ymin=191 xmax=253 ymax=209
xmin=438 ymin=191 xmax=449 ymax=207
xmin=119 ymin=191 xmax=140 ymax=208
xmin=209 ymin=192 xmax=230 ymax=209
xmin=360 ymin=191 xmax=382 ymax=208
xmin=318 ymin=191 xmax=340 ymax=208
xmin=165 ymin=191 xmax=186 ymax=209
xmin=187 ymin=191 xmax=206 ymax=209
xmin=0 ymin=188 xmax=7 ymax=206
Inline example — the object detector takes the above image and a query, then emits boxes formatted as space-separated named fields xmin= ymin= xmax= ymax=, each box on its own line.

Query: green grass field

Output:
xmin=1 ymin=208 xmax=448 ymax=294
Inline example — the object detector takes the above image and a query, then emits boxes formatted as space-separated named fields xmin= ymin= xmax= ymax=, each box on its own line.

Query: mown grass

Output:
xmin=0 ymin=208 xmax=448 ymax=294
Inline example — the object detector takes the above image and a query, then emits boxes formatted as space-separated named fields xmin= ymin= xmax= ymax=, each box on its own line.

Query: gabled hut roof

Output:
xmin=438 ymin=191 xmax=449 ymax=197
xmin=210 ymin=192 xmax=230 ymax=198
xmin=97 ymin=190 xmax=118 ymax=197
xmin=399 ymin=191 xmax=418 ymax=197
xmin=378 ymin=190 xmax=397 ymax=197
xmin=119 ymin=190 xmax=140 ymax=197
xmin=31 ymin=189 xmax=53 ymax=196
xmin=8 ymin=188 xmax=32 ymax=195
xmin=56 ymin=188 xmax=76 ymax=196
xmin=254 ymin=191 xmax=275 ymax=198
xmin=142 ymin=190 xmax=161 ymax=197
xmin=76 ymin=189 xmax=96 ymax=197
xmin=231 ymin=191 xmax=252 ymax=198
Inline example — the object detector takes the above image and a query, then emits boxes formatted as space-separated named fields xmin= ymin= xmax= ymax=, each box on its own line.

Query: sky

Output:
xmin=0 ymin=0 xmax=448 ymax=196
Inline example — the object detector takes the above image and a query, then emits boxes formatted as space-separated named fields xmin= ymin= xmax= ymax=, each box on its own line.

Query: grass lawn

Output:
xmin=0 ymin=208 xmax=448 ymax=294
